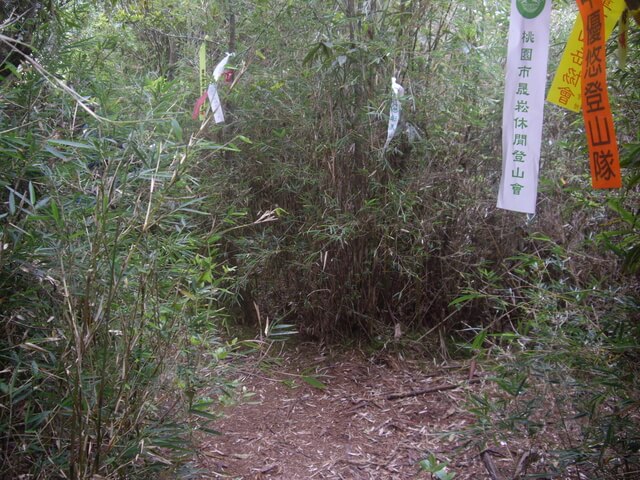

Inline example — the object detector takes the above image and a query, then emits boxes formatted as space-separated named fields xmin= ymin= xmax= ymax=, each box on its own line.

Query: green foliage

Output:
xmin=599 ymin=144 xmax=640 ymax=274
xmin=418 ymin=453 xmax=456 ymax=480
xmin=454 ymin=235 xmax=639 ymax=479
xmin=207 ymin=0 xmax=521 ymax=340
xmin=0 ymin=4 xmax=237 ymax=477
xmin=2 ymin=0 xmax=640 ymax=477
xmin=599 ymin=22 xmax=640 ymax=275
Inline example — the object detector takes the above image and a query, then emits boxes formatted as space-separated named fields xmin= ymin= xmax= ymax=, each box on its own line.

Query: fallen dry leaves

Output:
xmin=187 ymin=343 xmax=598 ymax=479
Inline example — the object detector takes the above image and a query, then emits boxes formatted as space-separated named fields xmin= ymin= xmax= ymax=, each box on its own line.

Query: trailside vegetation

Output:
xmin=1 ymin=0 xmax=638 ymax=478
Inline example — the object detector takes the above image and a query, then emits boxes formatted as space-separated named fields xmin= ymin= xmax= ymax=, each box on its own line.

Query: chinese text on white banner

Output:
xmin=497 ymin=0 xmax=552 ymax=214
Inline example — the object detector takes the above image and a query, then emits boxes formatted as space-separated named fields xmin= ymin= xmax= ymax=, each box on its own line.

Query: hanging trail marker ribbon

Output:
xmin=497 ymin=0 xmax=552 ymax=214
xmin=547 ymin=0 xmax=625 ymax=112
xmin=213 ymin=52 xmax=233 ymax=82
xmin=209 ymin=53 xmax=234 ymax=124
xmin=192 ymin=92 xmax=208 ymax=120
xmin=198 ymin=41 xmax=207 ymax=120
xmin=207 ymin=83 xmax=225 ymax=124
xmin=192 ymin=52 xmax=234 ymax=124
xmin=577 ymin=0 xmax=622 ymax=189
xmin=383 ymin=77 xmax=404 ymax=153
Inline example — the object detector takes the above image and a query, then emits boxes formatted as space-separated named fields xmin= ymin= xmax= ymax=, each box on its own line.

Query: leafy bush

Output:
xmin=0 ymin=8 xmax=233 ymax=477
xmin=455 ymin=235 xmax=639 ymax=479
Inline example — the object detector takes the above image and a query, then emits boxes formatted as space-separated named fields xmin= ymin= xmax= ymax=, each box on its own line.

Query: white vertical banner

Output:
xmin=497 ymin=0 xmax=552 ymax=214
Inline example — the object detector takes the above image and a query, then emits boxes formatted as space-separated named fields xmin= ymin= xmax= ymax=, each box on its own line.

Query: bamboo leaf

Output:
xmin=44 ymin=145 xmax=68 ymax=160
xmin=50 ymin=200 xmax=62 ymax=227
xmin=449 ymin=293 xmax=483 ymax=307
xmin=188 ymin=408 xmax=219 ymax=421
xmin=9 ymin=190 xmax=15 ymax=215
xmin=301 ymin=375 xmax=326 ymax=390
xmin=47 ymin=139 xmax=95 ymax=149
xmin=28 ymin=181 xmax=36 ymax=206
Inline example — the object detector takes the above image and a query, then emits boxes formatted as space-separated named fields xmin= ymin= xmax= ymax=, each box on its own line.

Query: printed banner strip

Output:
xmin=198 ymin=42 xmax=207 ymax=121
xmin=547 ymin=0 xmax=625 ymax=112
xmin=497 ymin=0 xmax=552 ymax=214
xmin=577 ymin=0 xmax=622 ymax=189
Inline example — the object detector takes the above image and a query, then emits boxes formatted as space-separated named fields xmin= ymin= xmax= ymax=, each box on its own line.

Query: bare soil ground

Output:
xmin=188 ymin=343 xmax=570 ymax=479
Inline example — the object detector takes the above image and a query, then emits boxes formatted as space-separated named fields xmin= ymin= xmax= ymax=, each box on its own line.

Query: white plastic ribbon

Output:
xmin=383 ymin=77 xmax=404 ymax=153
xmin=213 ymin=52 xmax=234 ymax=82
xmin=362 ymin=0 xmax=372 ymax=16
xmin=207 ymin=83 xmax=224 ymax=124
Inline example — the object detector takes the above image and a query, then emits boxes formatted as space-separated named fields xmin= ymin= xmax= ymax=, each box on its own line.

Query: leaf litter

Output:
xmin=187 ymin=343 xmax=581 ymax=479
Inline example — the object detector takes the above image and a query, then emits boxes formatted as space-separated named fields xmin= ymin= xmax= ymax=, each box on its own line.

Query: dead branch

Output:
xmin=385 ymin=377 xmax=481 ymax=400
xmin=480 ymin=449 xmax=503 ymax=480
xmin=512 ymin=449 xmax=538 ymax=479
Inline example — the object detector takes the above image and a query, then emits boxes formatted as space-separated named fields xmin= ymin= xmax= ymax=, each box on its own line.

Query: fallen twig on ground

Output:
xmin=512 ymin=449 xmax=538 ymax=479
xmin=480 ymin=448 xmax=503 ymax=480
xmin=385 ymin=378 xmax=482 ymax=400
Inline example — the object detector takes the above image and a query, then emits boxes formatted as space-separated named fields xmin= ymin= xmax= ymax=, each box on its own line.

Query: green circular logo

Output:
xmin=516 ymin=0 xmax=545 ymax=19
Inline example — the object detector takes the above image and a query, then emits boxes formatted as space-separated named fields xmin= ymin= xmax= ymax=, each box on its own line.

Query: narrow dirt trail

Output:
xmin=189 ymin=343 xmax=512 ymax=479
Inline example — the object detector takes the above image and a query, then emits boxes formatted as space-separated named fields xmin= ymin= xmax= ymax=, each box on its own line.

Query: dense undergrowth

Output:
xmin=1 ymin=0 xmax=639 ymax=478
xmin=452 ymin=236 xmax=640 ymax=479
xmin=1 ymin=4 xmax=241 ymax=477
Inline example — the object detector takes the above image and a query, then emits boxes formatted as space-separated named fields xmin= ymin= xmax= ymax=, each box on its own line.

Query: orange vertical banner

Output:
xmin=576 ymin=0 xmax=622 ymax=189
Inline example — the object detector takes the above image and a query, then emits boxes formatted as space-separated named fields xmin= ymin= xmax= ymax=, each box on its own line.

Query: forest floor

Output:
xmin=187 ymin=342 xmax=573 ymax=480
